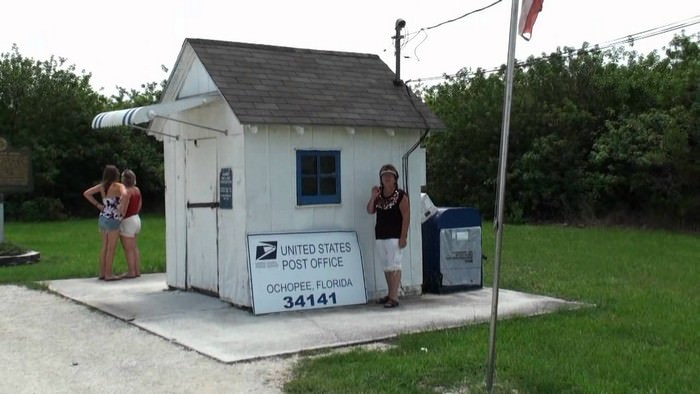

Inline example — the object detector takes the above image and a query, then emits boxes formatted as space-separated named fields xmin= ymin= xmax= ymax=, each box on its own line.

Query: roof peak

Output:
xmin=186 ymin=38 xmax=379 ymax=60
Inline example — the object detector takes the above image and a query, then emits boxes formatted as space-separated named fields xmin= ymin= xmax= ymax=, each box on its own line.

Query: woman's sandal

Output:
xmin=376 ymin=296 xmax=390 ymax=305
xmin=383 ymin=299 xmax=399 ymax=308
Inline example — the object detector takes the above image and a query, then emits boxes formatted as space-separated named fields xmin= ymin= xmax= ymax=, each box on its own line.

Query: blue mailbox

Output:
xmin=421 ymin=207 xmax=483 ymax=293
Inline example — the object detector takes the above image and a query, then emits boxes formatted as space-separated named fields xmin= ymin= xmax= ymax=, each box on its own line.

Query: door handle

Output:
xmin=187 ymin=201 xmax=220 ymax=209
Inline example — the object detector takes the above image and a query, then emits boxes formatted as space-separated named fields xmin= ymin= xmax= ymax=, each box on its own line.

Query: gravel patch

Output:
xmin=0 ymin=285 xmax=295 ymax=393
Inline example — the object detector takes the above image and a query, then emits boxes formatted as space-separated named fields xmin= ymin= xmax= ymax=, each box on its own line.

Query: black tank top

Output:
xmin=375 ymin=189 xmax=406 ymax=239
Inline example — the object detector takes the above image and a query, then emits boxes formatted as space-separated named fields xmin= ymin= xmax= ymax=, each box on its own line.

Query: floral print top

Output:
xmin=100 ymin=196 xmax=122 ymax=221
xmin=375 ymin=189 xmax=401 ymax=210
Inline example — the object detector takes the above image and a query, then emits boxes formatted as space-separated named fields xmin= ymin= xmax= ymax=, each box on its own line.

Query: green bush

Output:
xmin=0 ymin=241 xmax=27 ymax=255
xmin=423 ymin=34 xmax=700 ymax=229
xmin=15 ymin=197 xmax=68 ymax=221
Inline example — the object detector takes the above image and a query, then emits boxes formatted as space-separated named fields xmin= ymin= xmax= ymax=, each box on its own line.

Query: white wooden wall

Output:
xmin=242 ymin=125 xmax=426 ymax=300
xmin=163 ymin=100 xmax=232 ymax=285
xmin=163 ymin=41 xmax=430 ymax=307
xmin=164 ymin=119 xmax=186 ymax=289
xmin=214 ymin=111 xmax=248 ymax=306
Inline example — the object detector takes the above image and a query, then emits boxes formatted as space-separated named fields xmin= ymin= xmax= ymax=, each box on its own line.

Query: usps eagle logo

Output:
xmin=255 ymin=241 xmax=277 ymax=261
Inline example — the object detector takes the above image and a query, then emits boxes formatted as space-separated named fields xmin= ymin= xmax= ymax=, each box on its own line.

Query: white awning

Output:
xmin=91 ymin=93 xmax=218 ymax=129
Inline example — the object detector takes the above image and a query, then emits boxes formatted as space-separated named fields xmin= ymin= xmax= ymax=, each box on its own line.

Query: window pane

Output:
xmin=301 ymin=156 xmax=317 ymax=175
xmin=301 ymin=177 xmax=317 ymax=196
xmin=319 ymin=155 xmax=336 ymax=174
xmin=297 ymin=150 xmax=340 ymax=205
xmin=319 ymin=176 xmax=337 ymax=195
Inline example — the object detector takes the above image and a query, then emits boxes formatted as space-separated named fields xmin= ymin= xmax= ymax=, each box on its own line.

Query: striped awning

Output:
xmin=91 ymin=93 xmax=218 ymax=129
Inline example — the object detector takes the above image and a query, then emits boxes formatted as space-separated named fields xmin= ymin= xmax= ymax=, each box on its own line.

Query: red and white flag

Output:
xmin=518 ymin=0 xmax=543 ymax=41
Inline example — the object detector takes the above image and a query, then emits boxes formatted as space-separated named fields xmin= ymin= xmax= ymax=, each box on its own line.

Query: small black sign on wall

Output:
xmin=219 ymin=167 xmax=233 ymax=209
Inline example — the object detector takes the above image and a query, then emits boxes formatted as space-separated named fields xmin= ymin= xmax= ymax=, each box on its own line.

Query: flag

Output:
xmin=518 ymin=0 xmax=543 ymax=41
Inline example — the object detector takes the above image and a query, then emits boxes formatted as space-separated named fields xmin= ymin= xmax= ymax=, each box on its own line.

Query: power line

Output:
xmin=598 ymin=14 xmax=700 ymax=47
xmin=401 ymin=0 xmax=503 ymax=45
xmin=406 ymin=15 xmax=700 ymax=85
xmin=424 ymin=0 xmax=503 ymax=30
xmin=593 ymin=16 xmax=700 ymax=53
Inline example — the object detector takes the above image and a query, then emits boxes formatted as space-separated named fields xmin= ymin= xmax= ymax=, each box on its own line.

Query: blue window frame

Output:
xmin=296 ymin=150 xmax=341 ymax=205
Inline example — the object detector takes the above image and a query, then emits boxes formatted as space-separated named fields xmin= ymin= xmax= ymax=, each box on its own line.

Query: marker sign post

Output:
xmin=247 ymin=231 xmax=367 ymax=315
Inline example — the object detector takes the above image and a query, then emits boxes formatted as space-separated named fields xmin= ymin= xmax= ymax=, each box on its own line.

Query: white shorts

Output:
xmin=120 ymin=215 xmax=141 ymax=237
xmin=375 ymin=238 xmax=403 ymax=272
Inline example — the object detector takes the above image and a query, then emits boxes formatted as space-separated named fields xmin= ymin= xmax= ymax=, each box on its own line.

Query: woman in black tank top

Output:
xmin=366 ymin=164 xmax=410 ymax=308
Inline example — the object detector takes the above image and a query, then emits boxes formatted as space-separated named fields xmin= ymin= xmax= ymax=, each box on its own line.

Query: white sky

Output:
xmin=2 ymin=1 xmax=698 ymax=96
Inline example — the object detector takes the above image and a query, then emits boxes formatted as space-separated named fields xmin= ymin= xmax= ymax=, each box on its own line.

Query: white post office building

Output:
xmin=92 ymin=38 xmax=445 ymax=314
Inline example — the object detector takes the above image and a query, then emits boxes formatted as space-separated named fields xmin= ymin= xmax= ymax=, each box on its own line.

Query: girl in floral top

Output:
xmin=83 ymin=165 xmax=127 ymax=281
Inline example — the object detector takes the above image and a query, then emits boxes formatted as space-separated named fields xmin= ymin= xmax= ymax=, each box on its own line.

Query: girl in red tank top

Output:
xmin=120 ymin=170 xmax=142 ymax=278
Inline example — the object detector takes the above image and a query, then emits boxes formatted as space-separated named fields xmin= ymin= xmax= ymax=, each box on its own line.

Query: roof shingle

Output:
xmin=187 ymin=39 xmax=445 ymax=130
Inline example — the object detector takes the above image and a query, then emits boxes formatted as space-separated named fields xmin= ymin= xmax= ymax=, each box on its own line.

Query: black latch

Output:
xmin=186 ymin=201 xmax=220 ymax=209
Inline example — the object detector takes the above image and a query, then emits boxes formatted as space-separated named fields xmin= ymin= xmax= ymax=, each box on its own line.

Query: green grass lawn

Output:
xmin=0 ymin=215 xmax=165 ymax=284
xmin=285 ymin=225 xmax=700 ymax=394
xmin=1 ymin=219 xmax=697 ymax=393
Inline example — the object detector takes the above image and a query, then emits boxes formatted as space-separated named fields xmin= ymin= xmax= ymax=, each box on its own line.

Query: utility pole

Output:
xmin=393 ymin=19 xmax=406 ymax=86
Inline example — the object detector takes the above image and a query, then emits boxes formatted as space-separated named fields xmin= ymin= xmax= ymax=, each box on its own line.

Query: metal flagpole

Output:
xmin=486 ymin=0 xmax=520 ymax=391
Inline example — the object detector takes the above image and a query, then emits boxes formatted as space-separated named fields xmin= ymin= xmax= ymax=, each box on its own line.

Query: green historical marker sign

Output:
xmin=0 ymin=137 xmax=33 ymax=194
xmin=0 ymin=136 xmax=33 ymax=243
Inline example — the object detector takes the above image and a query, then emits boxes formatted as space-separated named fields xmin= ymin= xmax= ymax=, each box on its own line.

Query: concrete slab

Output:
xmin=45 ymin=274 xmax=583 ymax=363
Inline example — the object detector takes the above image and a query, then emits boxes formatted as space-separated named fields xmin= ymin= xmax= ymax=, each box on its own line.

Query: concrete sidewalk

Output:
xmin=45 ymin=274 xmax=582 ymax=363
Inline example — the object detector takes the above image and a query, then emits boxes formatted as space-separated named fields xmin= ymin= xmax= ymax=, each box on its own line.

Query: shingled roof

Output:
xmin=186 ymin=38 xmax=445 ymax=130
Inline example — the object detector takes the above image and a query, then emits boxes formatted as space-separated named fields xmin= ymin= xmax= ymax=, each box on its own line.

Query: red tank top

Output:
xmin=125 ymin=188 xmax=141 ymax=218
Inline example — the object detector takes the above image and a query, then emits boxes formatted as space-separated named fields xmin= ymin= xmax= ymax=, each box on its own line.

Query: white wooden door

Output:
xmin=185 ymin=138 xmax=219 ymax=294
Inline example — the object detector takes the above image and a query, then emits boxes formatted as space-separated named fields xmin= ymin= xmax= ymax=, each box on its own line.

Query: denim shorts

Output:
xmin=98 ymin=215 xmax=121 ymax=232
